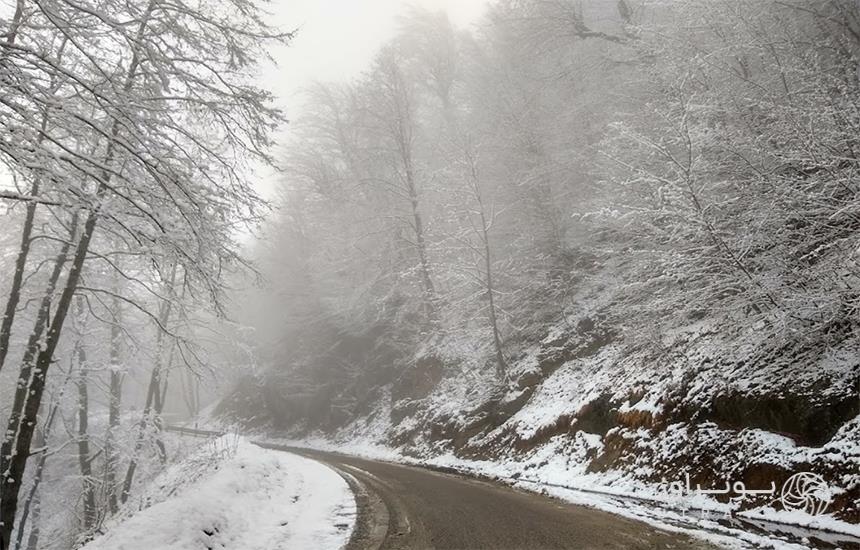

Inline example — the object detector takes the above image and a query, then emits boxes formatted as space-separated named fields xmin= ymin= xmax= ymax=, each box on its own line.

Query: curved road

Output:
xmin=257 ymin=443 xmax=720 ymax=550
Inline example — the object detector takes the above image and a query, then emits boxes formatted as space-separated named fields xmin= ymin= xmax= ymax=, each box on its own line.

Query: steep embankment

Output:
xmin=219 ymin=255 xmax=859 ymax=529
xmin=221 ymin=322 xmax=858 ymax=529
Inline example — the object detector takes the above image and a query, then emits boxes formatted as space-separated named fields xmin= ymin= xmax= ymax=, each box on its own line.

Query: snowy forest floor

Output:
xmin=79 ymin=434 xmax=355 ymax=550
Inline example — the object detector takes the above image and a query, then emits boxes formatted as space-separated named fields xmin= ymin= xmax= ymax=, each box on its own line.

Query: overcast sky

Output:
xmin=264 ymin=0 xmax=490 ymax=116
xmin=247 ymin=0 xmax=490 ymax=199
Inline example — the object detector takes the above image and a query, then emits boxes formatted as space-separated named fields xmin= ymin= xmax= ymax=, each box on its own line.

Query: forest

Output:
xmin=243 ymin=0 xmax=860 ymax=443
xmin=1 ymin=0 xmax=859 ymax=548
xmin=0 ymin=0 xmax=285 ymax=547
xmin=233 ymin=0 xmax=860 ymax=529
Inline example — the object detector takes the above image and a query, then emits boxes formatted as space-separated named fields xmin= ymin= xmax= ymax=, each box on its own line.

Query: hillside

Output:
xmin=218 ymin=0 xmax=860 ymax=540
xmin=220 ymin=251 xmax=859 ymax=529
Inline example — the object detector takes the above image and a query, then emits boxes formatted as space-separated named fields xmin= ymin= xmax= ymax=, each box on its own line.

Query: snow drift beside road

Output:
xmin=81 ymin=435 xmax=355 ymax=550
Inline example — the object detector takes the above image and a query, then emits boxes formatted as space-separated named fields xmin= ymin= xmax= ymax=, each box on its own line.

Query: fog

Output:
xmin=1 ymin=0 xmax=858 ymax=548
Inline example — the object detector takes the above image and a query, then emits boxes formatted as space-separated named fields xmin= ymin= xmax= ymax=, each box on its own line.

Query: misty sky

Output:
xmin=264 ymin=0 xmax=489 ymax=113
xmin=248 ymin=0 xmax=489 ymax=199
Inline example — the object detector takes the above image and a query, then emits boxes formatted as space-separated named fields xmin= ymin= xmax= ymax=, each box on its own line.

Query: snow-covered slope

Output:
xmin=219 ymin=301 xmax=858 ymax=548
xmin=219 ymin=225 xmax=859 ymax=547
xmin=80 ymin=435 xmax=355 ymax=550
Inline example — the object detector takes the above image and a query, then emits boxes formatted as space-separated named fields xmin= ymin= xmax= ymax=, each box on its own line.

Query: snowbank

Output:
xmin=81 ymin=435 xmax=355 ymax=550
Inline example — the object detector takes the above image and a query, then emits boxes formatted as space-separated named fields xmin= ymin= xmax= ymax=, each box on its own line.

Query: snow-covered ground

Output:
xmin=81 ymin=435 xmax=355 ymax=550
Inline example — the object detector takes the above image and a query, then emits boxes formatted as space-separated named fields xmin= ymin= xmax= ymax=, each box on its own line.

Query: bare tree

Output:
xmin=0 ymin=0 xmax=288 ymax=543
xmin=367 ymin=49 xmax=440 ymax=324
xmin=460 ymin=141 xmax=508 ymax=377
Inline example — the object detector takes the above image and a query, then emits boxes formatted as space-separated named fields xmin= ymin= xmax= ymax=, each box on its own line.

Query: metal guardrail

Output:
xmin=165 ymin=425 xmax=226 ymax=437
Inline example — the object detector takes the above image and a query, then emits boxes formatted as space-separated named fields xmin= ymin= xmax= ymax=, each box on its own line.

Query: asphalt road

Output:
xmin=257 ymin=443 xmax=722 ymax=550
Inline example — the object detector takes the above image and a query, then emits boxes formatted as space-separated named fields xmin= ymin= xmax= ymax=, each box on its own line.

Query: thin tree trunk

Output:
xmin=23 ymin=491 xmax=38 ymax=550
xmin=74 ymin=297 xmax=96 ymax=531
xmin=14 ymin=438 xmax=44 ymax=550
xmin=180 ymin=367 xmax=199 ymax=419
xmin=407 ymin=177 xmax=437 ymax=320
xmin=481 ymin=224 xmax=507 ymax=377
xmin=152 ymin=273 xmax=179 ymax=464
xmin=104 ymin=293 xmax=123 ymax=515
xmin=390 ymin=60 xmax=438 ymax=324
xmin=120 ymin=263 xmax=177 ymax=502
xmin=119 ymin=364 xmax=160 ymax=504
xmin=465 ymin=145 xmax=507 ymax=377
xmin=403 ymin=150 xmax=438 ymax=323
xmin=153 ymin=362 xmax=168 ymax=465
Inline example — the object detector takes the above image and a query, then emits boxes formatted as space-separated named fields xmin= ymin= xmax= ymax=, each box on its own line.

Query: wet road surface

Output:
xmin=258 ymin=443 xmax=722 ymax=550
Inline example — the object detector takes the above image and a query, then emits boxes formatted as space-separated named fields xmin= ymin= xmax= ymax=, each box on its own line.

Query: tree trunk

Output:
xmin=465 ymin=145 xmax=507 ymax=377
xmin=180 ymin=367 xmax=200 ymax=419
xmin=13 ymin=435 xmax=44 ymax=550
xmin=120 ymin=263 xmax=177 ymax=502
xmin=74 ymin=297 xmax=97 ymax=531
xmin=409 ymin=186 xmax=437 ymax=320
xmin=0 ymin=178 xmax=39 ymax=375
xmin=13 ymin=385 xmax=66 ymax=550
xmin=389 ymin=59 xmax=438 ymax=324
xmin=119 ymin=364 xmax=160 ymax=504
xmin=152 ymin=274 xmax=178 ymax=465
xmin=104 ymin=294 xmax=123 ymax=515
xmin=403 ymin=150 xmax=438 ymax=324
xmin=9 ymin=360 xmax=70 ymax=550
xmin=481 ymin=225 xmax=507 ymax=377
xmin=23 ymin=491 xmax=39 ymax=550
